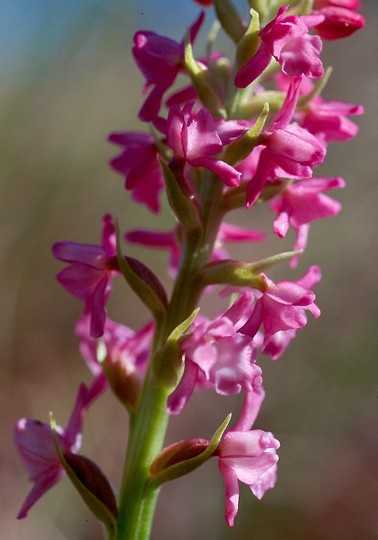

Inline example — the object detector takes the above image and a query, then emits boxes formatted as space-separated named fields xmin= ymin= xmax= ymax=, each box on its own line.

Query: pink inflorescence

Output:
xmin=16 ymin=0 xmax=364 ymax=529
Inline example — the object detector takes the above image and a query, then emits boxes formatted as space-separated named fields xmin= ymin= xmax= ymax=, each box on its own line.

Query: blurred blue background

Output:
xmin=1 ymin=1 xmax=377 ymax=539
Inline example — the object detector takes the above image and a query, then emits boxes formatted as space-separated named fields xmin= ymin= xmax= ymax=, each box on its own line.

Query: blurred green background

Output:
xmin=1 ymin=1 xmax=377 ymax=539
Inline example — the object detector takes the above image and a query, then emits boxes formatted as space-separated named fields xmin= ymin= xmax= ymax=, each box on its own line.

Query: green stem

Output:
xmin=116 ymin=175 xmax=225 ymax=540
xmin=116 ymin=365 xmax=169 ymax=539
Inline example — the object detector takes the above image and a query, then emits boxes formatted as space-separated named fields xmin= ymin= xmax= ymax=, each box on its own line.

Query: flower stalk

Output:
xmin=14 ymin=1 xmax=365 ymax=538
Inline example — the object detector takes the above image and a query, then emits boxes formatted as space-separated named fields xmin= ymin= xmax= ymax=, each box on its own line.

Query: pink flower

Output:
xmin=216 ymin=388 xmax=280 ymax=526
xmin=271 ymin=176 xmax=345 ymax=266
xmin=166 ymin=102 xmax=242 ymax=187
xmin=316 ymin=0 xmax=361 ymax=7
xmin=261 ymin=266 xmax=322 ymax=359
xmin=240 ymin=271 xmax=321 ymax=347
xmin=168 ymin=293 xmax=262 ymax=415
xmin=76 ymin=315 xmax=153 ymax=409
xmin=15 ymin=384 xmax=89 ymax=519
xmin=300 ymin=98 xmax=364 ymax=143
xmin=133 ymin=13 xmax=204 ymax=121
xmin=76 ymin=315 xmax=153 ymax=381
xmin=194 ymin=0 xmax=213 ymax=6
xmin=108 ymin=132 xmax=164 ymax=213
xmin=274 ymin=72 xmax=364 ymax=143
xmin=245 ymin=266 xmax=322 ymax=359
xmin=314 ymin=1 xmax=365 ymax=40
xmin=235 ymin=5 xmax=324 ymax=88
xmin=52 ymin=215 xmax=119 ymax=338
xmin=246 ymin=77 xmax=326 ymax=206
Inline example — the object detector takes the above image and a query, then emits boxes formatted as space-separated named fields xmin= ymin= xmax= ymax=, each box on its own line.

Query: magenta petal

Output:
xmin=273 ymin=210 xmax=290 ymax=238
xmin=307 ymin=302 xmax=321 ymax=318
xmin=290 ymin=224 xmax=310 ymax=268
xmin=185 ymin=107 xmax=222 ymax=159
xmin=132 ymin=31 xmax=181 ymax=83
xmin=191 ymin=157 xmax=241 ymax=187
xmin=218 ymin=223 xmax=266 ymax=243
xmin=232 ymin=388 xmax=265 ymax=432
xmin=222 ymin=291 xmax=254 ymax=327
xmin=263 ymin=299 xmax=308 ymax=334
xmin=269 ymin=124 xmax=326 ymax=169
xmin=240 ymin=300 xmax=264 ymax=339
xmin=139 ymin=77 xmax=176 ymax=122
xmin=167 ymin=360 xmax=199 ymax=415
xmin=297 ymin=265 xmax=322 ymax=289
xmin=304 ymin=112 xmax=359 ymax=142
xmin=15 ymin=419 xmax=65 ymax=478
xmin=246 ymin=149 xmax=271 ymax=207
xmin=234 ymin=43 xmax=272 ymax=88
xmin=17 ymin=473 xmax=64 ymax=519
xmin=251 ymin=464 xmax=278 ymax=499
xmin=56 ymin=265 xmax=102 ymax=300
xmin=64 ymin=383 xmax=88 ymax=450
xmin=316 ymin=6 xmax=365 ymax=40
xmin=220 ymin=430 xmax=279 ymax=457
xmin=126 ymin=229 xmax=176 ymax=249
xmin=218 ymin=462 xmax=239 ymax=527
xmin=262 ymin=329 xmax=297 ymax=360
xmin=268 ymin=281 xmax=315 ymax=306
xmin=271 ymin=77 xmax=302 ymax=131
xmin=280 ymin=33 xmax=324 ymax=78
xmin=87 ymin=274 xmax=110 ymax=338
xmin=52 ymin=242 xmax=104 ymax=268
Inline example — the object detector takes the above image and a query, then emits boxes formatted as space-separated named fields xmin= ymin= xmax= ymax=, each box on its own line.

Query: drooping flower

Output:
xmin=15 ymin=384 xmax=89 ymax=519
xmin=76 ymin=315 xmax=153 ymax=381
xmin=168 ymin=292 xmax=262 ymax=415
xmin=76 ymin=315 xmax=154 ymax=410
xmin=245 ymin=77 xmax=326 ymax=206
xmin=300 ymin=98 xmax=364 ymax=143
xmin=52 ymin=215 xmax=119 ymax=338
xmin=274 ymin=72 xmax=364 ymax=144
xmin=108 ymin=132 xmax=164 ymax=213
xmin=270 ymin=176 xmax=345 ymax=266
xmin=235 ymin=5 xmax=324 ymax=88
xmin=133 ymin=12 xmax=204 ymax=121
xmin=216 ymin=388 xmax=280 ymax=526
xmin=240 ymin=271 xmax=321 ymax=347
xmin=260 ymin=265 xmax=322 ymax=359
xmin=166 ymin=102 xmax=242 ymax=187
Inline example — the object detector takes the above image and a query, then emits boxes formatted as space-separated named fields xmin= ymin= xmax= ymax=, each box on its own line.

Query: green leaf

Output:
xmin=197 ymin=250 xmax=302 ymax=288
xmin=159 ymin=158 xmax=202 ymax=237
xmin=236 ymin=91 xmax=285 ymax=119
xmin=235 ymin=9 xmax=261 ymax=71
xmin=248 ymin=249 xmax=304 ymax=273
xmin=289 ymin=0 xmax=313 ymax=16
xmin=196 ymin=259 xmax=266 ymax=289
xmin=223 ymin=102 xmax=269 ymax=165
xmin=184 ymin=36 xmax=227 ymax=119
xmin=153 ymin=308 xmax=199 ymax=390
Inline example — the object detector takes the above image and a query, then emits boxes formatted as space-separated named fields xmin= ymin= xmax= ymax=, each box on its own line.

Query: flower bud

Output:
xmin=214 ymin=0 xmax=245 ymax=43
xmin=150 ymin=438 xmax=210 ymax=476
xmin=315 ymin=6 xmax=365 ymax=40
xmin=102 ymin=353 xmax=142 ymax=412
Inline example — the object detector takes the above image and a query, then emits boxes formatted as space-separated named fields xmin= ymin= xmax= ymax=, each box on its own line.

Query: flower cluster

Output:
xmin=15 ymin=0 xmax=364 ymax=535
